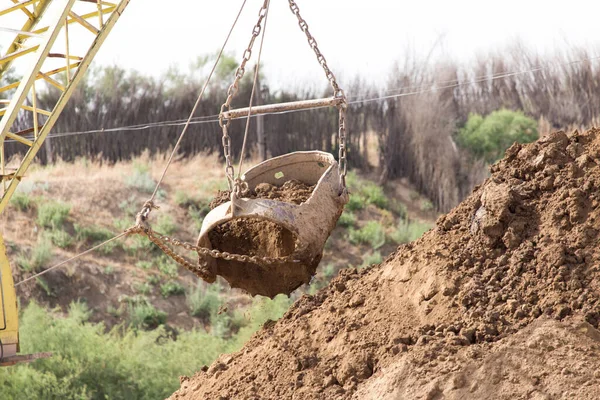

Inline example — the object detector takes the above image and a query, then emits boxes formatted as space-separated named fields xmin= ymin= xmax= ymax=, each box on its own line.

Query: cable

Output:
xmin=5 ymin=52 xmax=600 ymax=145
xmin=14 ymin=232 xmax=128 ymax=287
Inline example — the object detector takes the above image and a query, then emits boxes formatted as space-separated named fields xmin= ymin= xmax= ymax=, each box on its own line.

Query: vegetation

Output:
xmin=16 ymin=235 xmax=53 ymax=273
xmin=0 ymin=299 xmax=292 ymax=399
xmin=36 ymin=200 xmax=71 ymax=229
xmin=390 ymin=220 xmax=432 ymax=245
xmin=160 ymin=281 xmax=185 ymax=298
xmin=9 ymin=192 xmax=31 ymax=211
xmin=457 ymin=109 xmax=538 ymax=163
xmin=348 ymin=221 xmax=386 ymax=249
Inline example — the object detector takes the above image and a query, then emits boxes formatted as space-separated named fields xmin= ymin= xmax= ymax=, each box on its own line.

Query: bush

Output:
xmin=75 ymin=224 xmax=119 ymax=254
xmin=187 ymin=283 xmax=221 ymax=322
xmin=47 ymin=229 xmax=73 ymax=248
xmin=125 ymin=163 xmax=157 ymax=194
xmin=360 ymin=251 xmax=383 ymax=269
xmin=17 ymin=236 xmax=53 ymax=273
xmin=129 ymin=303 xmax=167 ymax=330
xmin=457 ymin=109 xmax=538 ymax=163
xmin=36 ymin=201 xmax=71 ymax=229
xmin=155 ymin=214 xmax=177 ymax=236
xmin=160 ymin=281 xmax=185 ymax=298
xmin=9 ymin=192 xmax=31 ymax=211
xmin=390 ymin=220 xmax=432 ymax=244
xmin=348 ymin=221 xmax=386 ymax=249
xmin=337 ymin=210 xmax=356 ymax=228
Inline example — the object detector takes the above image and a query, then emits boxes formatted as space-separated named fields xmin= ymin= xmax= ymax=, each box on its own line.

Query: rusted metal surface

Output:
xmin=197 ymin=151 xmax=348 ymax=297
xmin=222 ymin=97 xmax=344 ymax=119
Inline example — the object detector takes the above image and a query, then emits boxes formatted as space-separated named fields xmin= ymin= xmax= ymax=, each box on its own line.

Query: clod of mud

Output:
xmin=175 ymin=128 xmax=600 ymax=399
xmin=204 ymin=180 xmax=319 ymax=298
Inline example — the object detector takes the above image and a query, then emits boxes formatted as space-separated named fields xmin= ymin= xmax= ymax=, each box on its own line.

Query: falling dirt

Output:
xmin=204 ymin=180 xmax=319 ymax=298
xmin=174 ymin=128 xmax=600 ymax=399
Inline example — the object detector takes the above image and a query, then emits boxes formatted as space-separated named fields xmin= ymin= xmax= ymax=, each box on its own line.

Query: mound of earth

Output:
xmin=171 ymin=128 xmax=600 ymax=399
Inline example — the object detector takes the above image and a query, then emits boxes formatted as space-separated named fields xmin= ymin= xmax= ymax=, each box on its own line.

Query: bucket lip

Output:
xmin=241 ymin=150 xmax=336 ymax=183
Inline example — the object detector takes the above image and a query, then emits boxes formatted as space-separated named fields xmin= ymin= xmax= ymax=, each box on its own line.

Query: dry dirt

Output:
xmin=205 ymin=180 xmax=319 ymax=298
xmin=170 ymin=128 xmax=600 ymax=399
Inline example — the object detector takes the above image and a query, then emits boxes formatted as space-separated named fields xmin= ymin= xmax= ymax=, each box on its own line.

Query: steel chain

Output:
xmin=287 ymin=0 xmax=348 ymax=189
xmin=219 ymin=0 xmax=270 ymax=189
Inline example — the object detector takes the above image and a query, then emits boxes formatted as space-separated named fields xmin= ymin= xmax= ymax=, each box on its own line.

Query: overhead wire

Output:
xmin=6 ymin=52 xmax=600 ymax=146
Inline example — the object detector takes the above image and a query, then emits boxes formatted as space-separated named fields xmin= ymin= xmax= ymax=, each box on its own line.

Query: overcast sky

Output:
xmin=3 ymin=0 xmax=600 ymax=91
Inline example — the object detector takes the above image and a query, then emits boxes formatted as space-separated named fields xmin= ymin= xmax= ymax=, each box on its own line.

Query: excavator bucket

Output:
xmin=198 ymin=151 xmax=348 ymax=298
xmin=0 ymin=235 xmax=51 ymax=367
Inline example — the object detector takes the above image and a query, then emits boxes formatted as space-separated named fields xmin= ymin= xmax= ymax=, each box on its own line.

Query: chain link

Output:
xmin=126 ymin=217 xmax=301 ymax=283
xmin=288 ymin=0 xmax=348 ymax=190
xmin=219 ymin=0 xmax=270 ymax=189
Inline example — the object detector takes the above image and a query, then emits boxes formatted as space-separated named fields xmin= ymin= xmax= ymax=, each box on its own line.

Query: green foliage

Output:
xmin=103 ymin=265 xmax=115 ymax=275
xmin=147 ymin=274 xmax=160 ymax=285
xmin=36 ymin=200 xmax=71 ymax=229
xmin=17 ymin=236 xmax=53 ymax=273
xmin=75 ymin=224 xmax=118 ymax=254
xmin=129 ymin=303 xmax=167 ymax=330
xmin=124 ymin=162 xmax=157 ymax=194
xmin=348 ymin=221 xmax=386 ymax=249
xmin=134 ymin=282 xmax=152 ymax=295
xmin=155 ymin=214 xmax=177 ymax=235
xmin=345 ymin=171 xmax=389 ymax=211
xmin=0 ymin=302 xmax=228 ymax=400
xmin=420 ymin=199 xmax=434 ymax=212
xmin=160 ymin=281 xmax=185 ymax=298
xmin=36 ymin=277 xmax=54 ymax=297
xmin=389 ymin=220 xmax=432 ymax=244
xmin=187 ymin=283 xmax=222 ymax=322
xmin=337 ymin=210 xmax=356 ymax=228
xmin=156 ymin=255 xmax=179 ymax=278
xmin=47 ymin=229 xmax=73 ymax=248
xmin=360 ymin=251 xmax=383 ymax=269
xmin=457 ymin=108 xmax=538 ymax=163
xmin=9 ymin=191 xmax=31 ymax=211
xmin=391 ymin=200 xmax=408 ymax=219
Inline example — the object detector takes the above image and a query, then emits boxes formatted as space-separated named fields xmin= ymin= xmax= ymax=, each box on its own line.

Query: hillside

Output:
xmin=169 ymin=128 xmax=600 ymax=399
xmin=2 ymin=152 xmax=436 ymax=333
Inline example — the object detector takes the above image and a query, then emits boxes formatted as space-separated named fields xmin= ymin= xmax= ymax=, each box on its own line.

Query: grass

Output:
xmin=75 ymin=224 xmax=119 ymax=254
xmin=129 ymin=303 xmax=167 ymax=330
xmin=337 ymin=210 xmax=356 ymax=228
xmin=36 ymin=200 xmax=71 ymax=229
xmin=36 ymin=277 xmax=54 ymax=297
xmin=160 ymin=281 xmax=185 ymax=298
xmin=360 ymin=251 xmax=383 ymax=269
xmin=389 ymin=219 xmax=432 ymax=244
xmin=156 ymin=255 xmax=179 ymax=278
xmin=16 ymin=236 xmax=53 ymax=273
xmin=187 ymin=283 xmax=222 ymax=322
xmin=47 ymin=229 xmax=73 ymax=248
xmin=348 ymin=221 xmax=386 ymax=249
xmin=9 ymin=192 xmax=32 ymax=211
xmin=125 ymin=162 xmax=157 ymax=194
xmin=134 ymin=282 xmax=153 ymax=295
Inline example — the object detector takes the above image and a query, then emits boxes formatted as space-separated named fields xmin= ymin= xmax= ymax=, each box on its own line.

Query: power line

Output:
xmin=6 ymin=53 xmax=600 ymax=144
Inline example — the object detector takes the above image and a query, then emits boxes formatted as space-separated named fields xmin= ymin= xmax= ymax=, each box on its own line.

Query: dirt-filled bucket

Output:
xmin=197 ymin=151 xmax=348 ymax=298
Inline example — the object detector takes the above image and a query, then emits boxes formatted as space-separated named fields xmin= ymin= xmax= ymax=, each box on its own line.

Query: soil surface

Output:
xmin=172 ymin=128 xmax=600 ymax=399
xmin=204 ymin=180 xmax=319 ymax=298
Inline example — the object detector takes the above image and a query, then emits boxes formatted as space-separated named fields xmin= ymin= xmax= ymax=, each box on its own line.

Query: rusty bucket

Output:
xmin=197 ymin=151 xmax=348 ymax=298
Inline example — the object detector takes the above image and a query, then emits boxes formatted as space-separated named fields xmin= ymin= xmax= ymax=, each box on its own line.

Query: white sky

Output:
xmin=3 ymin=0 xmax=600 ymax=91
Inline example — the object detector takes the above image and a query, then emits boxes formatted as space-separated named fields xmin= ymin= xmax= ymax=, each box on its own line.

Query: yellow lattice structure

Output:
xmin=0 ymin=0 xmax=130 ymax=366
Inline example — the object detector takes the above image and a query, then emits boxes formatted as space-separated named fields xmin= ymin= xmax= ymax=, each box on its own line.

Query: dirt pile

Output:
xmin=203 ymin=180 xmax=319 ymax=298
xmin=173 ymin=129 xmax=600 ymax=399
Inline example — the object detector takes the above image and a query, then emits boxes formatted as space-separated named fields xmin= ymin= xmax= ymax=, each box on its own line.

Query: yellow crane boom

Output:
xmin=0 ymin=0 xmax=131 ymax=366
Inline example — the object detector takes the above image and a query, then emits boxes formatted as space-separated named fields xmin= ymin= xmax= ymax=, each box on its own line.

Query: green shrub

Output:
xmin=391 ymin=200 xmax=408 ymax=219
xmin=360 ymin=182 xmax=388 ymax=209
xmin=187 ymin=283 xmax=221 ymax=321
xmin=457 ymin=108 xmax=538 ymax=163
xmin=390 ymin=220 xmax=432 ymax=244
xmin=156 ymin=255 xmax=179 ymax=278
xmin=75 ymin=224 xmax=119 ymax=254
xmin=125 ymin=163 xmax=157 ymax=194
xmin=103 ymin=265 xmax=115 ymax=275
xmin=360 ymin=251 xmax=383 ymax=269
xmin=36 ymin=277 xmax=54 ymax=297
xmin=17 ymin=236 xmax=53 ymax=273
xmin=36 ymin=201 xmax=71 ymax=229
xmin=337 ymin=210 xmax=356 ymax=228
xmin=348 ymin=221 xmax=386 ymax=249
xmin=134 ymin=282 xmax=153 ymax=295
xmin=129 ymin=303 xmax=167 ymax=330
xmin=147 ymin=274 xmax=160 ymax=285
xmin=420 ymin=199 xmax=434 ymax=212
xmin=160 ymin=281 xmax=185 ymax=298
xmin=346 ymin=194 xmax=364 ymax=211
xmin=155 ymin=214 xmax=177 ymax=235
xmin=9 ymin=192 xmax=31 ymax=211
xmin=136 ymin=261 xmax=153 ymax=270
xmin=47 ymin=229 xmax=73 ymax=248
